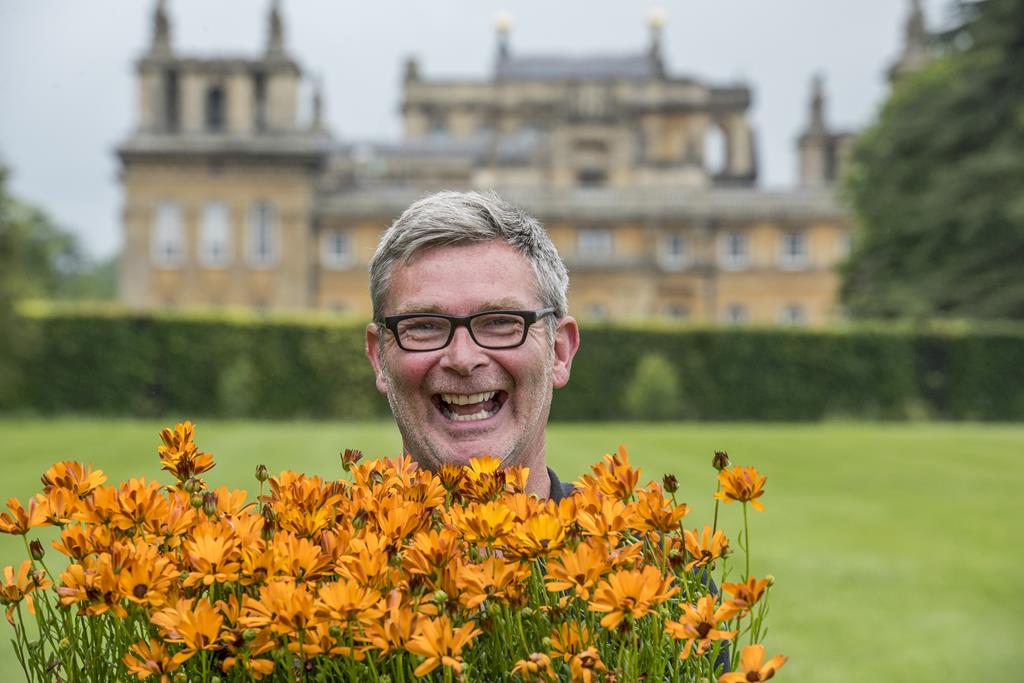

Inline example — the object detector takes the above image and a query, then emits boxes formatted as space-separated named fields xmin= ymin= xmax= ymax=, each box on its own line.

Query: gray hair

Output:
xmin=369 ymin=191 xmax=569 ymax=325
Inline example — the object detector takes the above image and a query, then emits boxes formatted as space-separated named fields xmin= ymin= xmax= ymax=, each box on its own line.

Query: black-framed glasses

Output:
xmin=382 ymin=308 xmax=556 ymax=352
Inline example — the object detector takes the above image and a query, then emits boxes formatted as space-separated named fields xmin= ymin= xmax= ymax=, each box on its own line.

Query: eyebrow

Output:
xmin=393 ymin=298 xmax=530 ymax=316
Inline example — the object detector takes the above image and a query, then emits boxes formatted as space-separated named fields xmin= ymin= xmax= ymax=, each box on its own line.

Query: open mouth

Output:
xmin=433 ymin=390 xmax=507 ymax=422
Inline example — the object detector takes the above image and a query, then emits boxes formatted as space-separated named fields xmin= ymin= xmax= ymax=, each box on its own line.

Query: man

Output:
xmin=365 ymin=190 xmax=580 ymax=500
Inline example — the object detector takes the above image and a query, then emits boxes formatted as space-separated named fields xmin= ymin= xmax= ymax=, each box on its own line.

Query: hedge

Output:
xmin=4 ymin=306 xmax=1024 ymax=421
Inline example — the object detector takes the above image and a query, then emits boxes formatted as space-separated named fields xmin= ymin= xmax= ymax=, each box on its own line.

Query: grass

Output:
xmin=0 ymin=418 xmax=1021 ymax=682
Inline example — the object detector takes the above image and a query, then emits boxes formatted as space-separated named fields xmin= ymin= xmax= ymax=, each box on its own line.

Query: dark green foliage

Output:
xmin=842 ymin=0 xmax=1024 ymax=319
xmin=4 ymin=310 xmax=1024 ymax=421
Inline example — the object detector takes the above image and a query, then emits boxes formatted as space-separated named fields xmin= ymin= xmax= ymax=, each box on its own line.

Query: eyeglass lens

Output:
xmin=395 ymin=313 xmax=527 ymax=350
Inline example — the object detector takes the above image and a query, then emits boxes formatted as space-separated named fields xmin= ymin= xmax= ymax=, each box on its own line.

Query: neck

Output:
xmin=524 ymin=459 xmax=552 ymax=499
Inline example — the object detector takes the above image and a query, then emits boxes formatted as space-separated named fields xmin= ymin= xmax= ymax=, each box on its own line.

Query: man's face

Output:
xmin=366 ymin=240 xmax=578 ymax=473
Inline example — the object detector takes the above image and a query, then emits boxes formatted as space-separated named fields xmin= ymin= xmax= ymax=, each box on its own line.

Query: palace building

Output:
xmin=118 ymin=1 xmax=930 ymax=325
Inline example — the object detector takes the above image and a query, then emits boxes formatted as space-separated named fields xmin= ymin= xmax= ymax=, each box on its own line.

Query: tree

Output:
xmin=842 ymin=0 xmax=1024 ymax=320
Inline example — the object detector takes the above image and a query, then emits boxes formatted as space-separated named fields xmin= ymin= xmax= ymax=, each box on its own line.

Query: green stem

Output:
xmin=743 ymin=502 xmax=750 ymax=581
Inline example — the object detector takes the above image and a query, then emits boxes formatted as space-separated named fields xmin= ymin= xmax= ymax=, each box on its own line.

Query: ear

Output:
xmin=550 ymin=315 xmax=580 ymax=389
xmin=365 ymin=323 xmax=390 ymax=395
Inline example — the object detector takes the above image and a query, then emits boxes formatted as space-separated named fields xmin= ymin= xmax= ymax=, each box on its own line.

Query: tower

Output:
xmin=118 ymin=0 xmax=329 ymax=310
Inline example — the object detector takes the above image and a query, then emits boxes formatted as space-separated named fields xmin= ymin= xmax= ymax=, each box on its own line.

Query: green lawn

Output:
xmin=0 ymin=419 xmax=1021 ymax=682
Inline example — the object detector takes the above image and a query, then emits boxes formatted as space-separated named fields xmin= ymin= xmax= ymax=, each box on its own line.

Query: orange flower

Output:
xmin=684 ymin=525 xmax=730 ymax=572
xmin=403 ymin=528 xmax=463 ymax=578
xmin=589 ymin=565 xmax=679 ymax=629
xmin=157 ymin=420 xmax=215 ymax=484
xmin=569 ymin=648 xmax=607 ymax=683
xmin=0 ymin=560 xmax=50 ymax=625
xmin=56 ymin=555 xmax=125 ymax=617
xmin=714 ymin=465 xmax=767 ymax=511
xmin=549 ymin=622 xmax=595 ymax=662
xmin=545 ymin=539 xmax=611 ymax=600
xmin=313 ymin=579 xmax=384 ymax=628
xmin=449 ymin=500 xmax=515 ymax=546
xmin=719 ymin=644 xmax=788 ymax=682
xmin=455 ymin=556 xmax=529 ymax=609
xmin=722 ymin=576 xmax=770 ymax=613
xmin=575 ymin=494 xmax=633 ymax=541
xmin=666 ymin=595 xmax=740 ymax=660
xmin=507 ymin=511 xmax=567 ymax=558
xmin=511 ymin=652 xmax=557 ymax=681
xmin=406 ymin=614 xmax=481 ymax=677
xmin=151 ymin=598 xmax=225 ymax=664
xmin=182 ymin=522 xmax=241 ymax=587
xmin=0 ymin=496 xmax=49 ymax=535
xmin=41 ymin=461 xmax=107 ymax=498
xmin=576 ymin=445 xmax=640 ymax=501
xmin=239 ymin=580 xmax=316 ymax=636
xmin=123 ymin=639 xmax=179 ymax=682
xmin=361 ymin=589 xmax=421 ymax=654
xmin=632 ymin=484 xmax=689 ymax=533
xmin=119 ymin=545 xmax=178 ymax=607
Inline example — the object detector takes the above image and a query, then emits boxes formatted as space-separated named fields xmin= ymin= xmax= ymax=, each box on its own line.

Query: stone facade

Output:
xmin=118 ymin=1 xmax=929 ymax=325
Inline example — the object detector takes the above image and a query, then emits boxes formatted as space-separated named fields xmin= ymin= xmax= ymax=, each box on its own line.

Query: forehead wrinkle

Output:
xmin=394 ymin=297 xmax=535 ymax=316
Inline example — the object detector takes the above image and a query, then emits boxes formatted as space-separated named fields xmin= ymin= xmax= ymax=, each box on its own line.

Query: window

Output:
xmin=838 ymin=231 xmax=853 ymax=259
xmin=724 ymin=303 xmax=749 ymax=325
xmin=205 ymin=86 xmax=225 ymax=131
xmin=247 ymin=201 xmax=278 ymax=267
xmin=721 ymin=232 xmax=749 ymax=269
xmin=779 ymin=304 xmax=807 ymax=326
xmin=321 ymin=229 xmax=352 ymax=269
xmin=150 ymin=201 xmax=184 ymax=267
xmin=661 ymin=233 xmax=688 ymax=269
xmin=199 ymin=201 xmax=231 ymax=267
xmin=577 ymin=228 xmax=613 ymax=259
xmin=779 ymin=231 xmax=808 ymax=269
xmin=576 ymin=169 xmax=607 ymax=187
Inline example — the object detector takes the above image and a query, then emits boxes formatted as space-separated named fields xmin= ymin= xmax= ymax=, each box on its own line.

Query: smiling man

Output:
xmin=365 ymin=191 xmax=581 ymax=500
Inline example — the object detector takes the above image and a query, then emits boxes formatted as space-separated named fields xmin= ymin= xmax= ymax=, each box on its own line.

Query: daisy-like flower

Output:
xmin=684 ymin=525 xmax=730 ymax=572
xmin=714 ymin=465 xmax=767 ymax=511
xmin=455 ymin=556 xmax=529 ymax=609
xmin=150 ymin=598 xmax=225 ymax=664
xmin=0 ymin=496 xmax=49 ymax=535
xmin=123 ymin=639 xmax=179 ymax=682
xmin=719 ymin=644 xmax=788 ymax=682
xmin=632 ymin=484 xmax=690 ymax=534
xmin=507 ymin=511 xmax=567 ymax=558
xmin=361 ymin=589 xmax=421 ymax=655
xmin=511 ymin=652 xmax=557 ymax=682
xmin=576 ymin=446 xmax=640 ymax=502
xmin=0 ymin=560 xmax=50 ymax=625
xmin=182 ymin=522 xmax=241 ymax=588
xmin=449 ymin=500 xmax=515 ymax=546
xmin=119 ymin=546 xmax=178 ymax=608
xmin=56 ymin=555 xmax=125 ymax=617
xmin=157 ymin=421 xmax=215 ymax=484
xmin=406 ymin=614 xmax=481 ymax=677
xmin=550 ymin=622 xmax=595 ymax=662
xmin=240 ymin=580 xmax=316 ymax=637
xmin=40 ymin=461 xmax=107 ymax=498
xmin=313 ymin=579 xmax=384 ymax=628
xmin=545 ymin=539 xmax=611 ymax=601
xmin=722 ymin=576 xmax=770 ymax=613
xmin=666 ymin=595 xmax=740 ymax=660
xmin=569 ymin=648 xmax=607 ymax=683
xmin=589 ymin=565 xmax=679 ymax=629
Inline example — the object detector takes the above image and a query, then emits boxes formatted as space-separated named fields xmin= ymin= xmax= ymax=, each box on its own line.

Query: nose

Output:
xmin=438 ymin=326 xmax=490 ymax=376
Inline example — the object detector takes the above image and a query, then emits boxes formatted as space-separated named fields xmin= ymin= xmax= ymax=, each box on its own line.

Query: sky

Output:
xmin=0 ymin=0 xmax=950 ymax=261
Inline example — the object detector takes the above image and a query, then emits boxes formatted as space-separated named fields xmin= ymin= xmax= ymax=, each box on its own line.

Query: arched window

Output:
xmin=321 ymin=229 xmax=351 ymax=269
xmin=720 ymin=231 xmax=749 ymax=270
xmin=247 ymin=201 xmax=278 ymax=267
xmin=199 ymin=201 xmax=232 ymax=267
xmin=779 ymin=231 xmax=808 ymax=270
xmin=150 ymin=201 xmax=184 ymax=267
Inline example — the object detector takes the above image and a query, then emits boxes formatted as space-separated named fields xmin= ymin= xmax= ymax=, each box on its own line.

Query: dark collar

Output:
xmin=546 ymin=467 xmax=575 ymax=502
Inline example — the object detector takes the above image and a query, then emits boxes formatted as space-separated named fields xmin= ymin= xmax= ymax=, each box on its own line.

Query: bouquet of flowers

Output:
xmin=0 ymin=422 xmax=786 ymax=682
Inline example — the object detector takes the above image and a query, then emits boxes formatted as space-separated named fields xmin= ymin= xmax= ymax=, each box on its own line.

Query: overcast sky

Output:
xmin=0 ymin=0 xmax=950 ymax=260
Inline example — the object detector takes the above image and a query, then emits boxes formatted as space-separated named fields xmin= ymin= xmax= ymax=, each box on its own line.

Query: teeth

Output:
xmin=441 ymin=391 xmax=497 ymax=405
xmin=448 ymin=408 xmax=496 ymax=422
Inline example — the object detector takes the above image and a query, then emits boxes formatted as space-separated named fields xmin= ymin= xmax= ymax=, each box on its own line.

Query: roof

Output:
xmin=495 ymin=53 xmax=658 ymax=81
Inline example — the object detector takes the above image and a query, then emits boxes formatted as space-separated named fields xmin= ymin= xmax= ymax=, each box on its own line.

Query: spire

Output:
xmin=150 ymin=0 xmax=172 ymax=57
xmin=495 ymin=11 xmax=512 ymax=62
xmin=807 ymin=73 xmax=828 ymax=136
xmin=266 ymin=0 xmax=285 ymax=58
xmin=648 ymin=7 xmax=666 ymax=77
xmin=403 ymin=55 xmax=420 ymax=83
xmin=310 ymin=76 xmax=326 ymax=133
xmin=889 ymin=0 xmax=931 ymax=84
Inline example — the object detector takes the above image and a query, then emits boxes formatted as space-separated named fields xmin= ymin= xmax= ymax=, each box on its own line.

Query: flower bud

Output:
xmin=662 ymin=473 xmax=679 ymax=494
xmin=59 ymin=637 xmax=71 ymax=651
xmin=712 ymin=451 xmax=730 ymax=471
xmin=766 ymin=574 xmax=776 ymax=586
xmin=520 ymin=606 xmax=534 ymax=618
xmin=340 ymin=448 xmax=364 ymax=472
xmin=183 ymin=477 xmax=200 ymax=494
xmin=378 ymin=676 xmax=392 ymax=683
xmin=255 ymin=464 xmax=269 ymax=483
xmin=29 ymin=539 xmax=45 ymax=561
xmin=541 ymin=637 xmax=552 ymax=649
xmin=190 ymin=494 xmax=204 ymax=509
xmin=329 ymin=624 xmax=342 ymax=638
xmin=432 ymin=589 xmax=449 ymax=606
xmin=202 ymin=492 xmax=218 ymax=516
xmin=210 ymin=677 xmax=222 ymax=683
xmin=243 ymin=628 xmax=258 ymax=642
xmin=173 ymin=672 xmax=188 ymax=683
